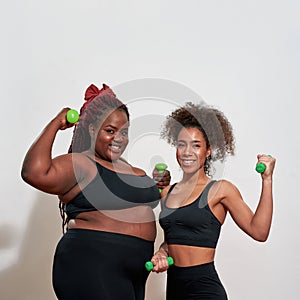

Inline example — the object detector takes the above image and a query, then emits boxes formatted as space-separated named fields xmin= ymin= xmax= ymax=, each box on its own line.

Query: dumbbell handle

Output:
xmin=66 ymin=109 xmax=79 ymax=124
xmin=145 ymin=256 xmax=174 ymax=271
xmin=155 ymin=163 xmax=168 ymax=192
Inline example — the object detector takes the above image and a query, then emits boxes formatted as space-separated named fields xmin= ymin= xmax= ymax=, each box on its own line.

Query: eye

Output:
xmin=121 ymin=130 xmax=128 ymax=136
xmin=193 ymin=144 xmax=201 ymax=148
xmin=105 ymin=129 xmax=115 ymax=134
xmin=176 ymin=142 xmax=185 ymax=148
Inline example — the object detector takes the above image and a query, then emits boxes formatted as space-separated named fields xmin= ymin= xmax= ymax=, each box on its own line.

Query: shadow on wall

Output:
xmin=145 ymin=221 xmax=168 ymax=300
xmin=0 ymin=192 xmax=62 ymax=300
xmin=146 ymin=270 xmax=167 ymax=300
xmin=0 ymin=192 xmax=168 ymax=300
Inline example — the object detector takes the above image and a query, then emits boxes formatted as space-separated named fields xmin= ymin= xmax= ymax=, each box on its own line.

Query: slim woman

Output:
xmin=21 ymin=84 xmax=168 ymax=300
xmin=150 ymin=102 xmax=275 ymax=299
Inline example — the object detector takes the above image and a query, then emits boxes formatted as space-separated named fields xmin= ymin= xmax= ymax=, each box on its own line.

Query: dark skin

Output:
xmin=153 ymin=169 xmax=171 ymax=191
xmin=22 ymin=107 xmax=170 ymax=241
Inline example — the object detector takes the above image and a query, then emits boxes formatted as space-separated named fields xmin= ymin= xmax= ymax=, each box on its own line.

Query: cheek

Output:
xmin=97 ymin=133 xmax=111 ymax=142
xmin=198 ymin=150 xmax=207 ymax=160
xmin=195 ymin=149 xmax=204 ymax=157
xmin=94 ymin=135 xmax=111 ymax=151
xmin=123 ymin=138 xmax=129 ymax=147
xmin=194 ymin=149 xmax=208 ymax=161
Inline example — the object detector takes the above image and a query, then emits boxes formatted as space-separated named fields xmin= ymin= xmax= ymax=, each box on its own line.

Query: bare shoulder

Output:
xmin=211 ymin=179 xmax=240 ymax=198
xmin=72 ymin=152 xmax=95 ymax=166
xmin=210 ymin=179 xmax=243 ymax=208
xmin=132 ymin=166 xmax=147 ymax=176
xmin=53 ymin=152 xmax=97 ymax=179
xmin=55 ymin=152 xmax=94 ymax=168
xmin=118 ymin=157 xmax=147 ymax=176
xmin=213 ymin=179 xmax=236 ymax=189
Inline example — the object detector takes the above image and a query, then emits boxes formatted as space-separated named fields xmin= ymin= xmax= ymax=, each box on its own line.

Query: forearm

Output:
xmin=150 ymin=241 xmax=170 ymax=272
xmin=156 ymin=241 xmax=169 ymax=257
xmin=251 ymin=178 xmax=273 ymax=241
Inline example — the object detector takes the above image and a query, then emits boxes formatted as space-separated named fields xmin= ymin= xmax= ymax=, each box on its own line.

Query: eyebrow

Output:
xmin=104 ymin=125 xmax=129 ymax=130
xmin=104 ymin=125 xmax=117 ymax=129
xmin=177 ymin=139 xmax=202 ymax=143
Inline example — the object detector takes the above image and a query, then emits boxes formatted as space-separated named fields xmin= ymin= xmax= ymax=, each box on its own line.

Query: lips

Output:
xmin=181 ymin=159 xmax=196 ymax=166
xmin=110 ymin=143 xmax=123 ymax=153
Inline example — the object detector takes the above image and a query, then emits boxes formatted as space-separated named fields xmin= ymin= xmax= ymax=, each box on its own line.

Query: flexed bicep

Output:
xmin=22 ymin=154 xmax=79 ymax=195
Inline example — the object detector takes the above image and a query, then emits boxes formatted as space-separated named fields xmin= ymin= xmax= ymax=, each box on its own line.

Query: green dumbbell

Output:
xmin=155 ymin=163 xmax=168 ymax=193
xmin=66 ymin=109 xmax=79 ymax=124
xmin=145 ymin=256 xmax=174 ymax=271
xmin=255 ymin=163 xmax=266 ymax=173
xmin=255 ymin=155 xmax=272 ymax=173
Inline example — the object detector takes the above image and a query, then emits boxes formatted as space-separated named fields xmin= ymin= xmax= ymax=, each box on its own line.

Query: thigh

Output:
xmin=167 ymin=263 xmax=227 ymax=300
xmin=52 ymin=229 xmax=153 ymax=300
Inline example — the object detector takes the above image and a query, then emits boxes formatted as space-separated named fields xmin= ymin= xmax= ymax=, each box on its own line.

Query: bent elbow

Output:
xmin=21 ymin=160 xmax=46 ymax=186
xmin=21 ymin=168 xmax=36 ymax=187
xmin=21 ymin=167 xmax=30 ymax=183
xmin=253 ymin=231 xmax=269 ymax=243
xmin=21 ymin=165 xmax=42 ymax=188
xmin=254 ymin=236 xmax=268 ymax=243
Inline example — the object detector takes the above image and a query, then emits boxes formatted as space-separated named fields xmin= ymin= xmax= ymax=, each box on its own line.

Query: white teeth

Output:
xmin=182 ymin=160 xmax=195 ymax=165
xmin=111 ymin=145 xmax=121 ymax=150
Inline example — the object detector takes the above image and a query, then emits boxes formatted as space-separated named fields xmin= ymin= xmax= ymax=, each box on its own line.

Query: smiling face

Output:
xmin=176 ymin=127 xmax=211 ymax=175
xmin=89 ymin=109 xmax=129 ymax=161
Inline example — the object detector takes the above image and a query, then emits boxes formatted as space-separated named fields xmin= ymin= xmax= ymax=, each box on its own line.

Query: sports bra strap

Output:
xmin=198 ymin=180 xmax=216 ymax=208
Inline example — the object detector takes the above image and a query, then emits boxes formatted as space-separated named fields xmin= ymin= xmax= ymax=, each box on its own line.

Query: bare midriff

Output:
xmin=67 ymin=205 xmax=157 ymax=241
xmin=168 ymin=244 xmax=216 ymax=267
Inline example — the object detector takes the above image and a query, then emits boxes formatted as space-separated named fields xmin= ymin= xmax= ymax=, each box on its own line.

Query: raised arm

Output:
xmin=21 ymin=108 xmax=79 ymax=195
xmin=220 ymin=154 xmax=276 ymax=242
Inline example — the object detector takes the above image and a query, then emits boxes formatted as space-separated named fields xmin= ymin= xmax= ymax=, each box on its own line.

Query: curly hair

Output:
xmin=59 ymin=84 xmax=130 ymax=233
xmin=161 ymin=102 xmax=235 ymax=176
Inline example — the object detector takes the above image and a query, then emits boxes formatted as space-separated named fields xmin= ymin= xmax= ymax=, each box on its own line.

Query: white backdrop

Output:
xmin=1 ymin=1 xmax=299 ymax=299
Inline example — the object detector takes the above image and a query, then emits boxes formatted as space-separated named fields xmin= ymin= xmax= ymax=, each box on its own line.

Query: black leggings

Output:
xmin=52 ymin=228 xmax=154 ymax=300
xmin=166 ymin=262 xmax=227 ymax=300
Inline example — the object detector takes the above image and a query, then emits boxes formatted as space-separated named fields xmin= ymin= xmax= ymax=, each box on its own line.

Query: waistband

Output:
xmin=167 ymin=261 xmax=217 ymax=278
xmin=64 ymin=228 xmax=154 ymax=246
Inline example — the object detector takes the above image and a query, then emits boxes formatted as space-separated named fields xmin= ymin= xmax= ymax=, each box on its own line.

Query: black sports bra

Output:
xmin=65 ymin=160 xmax=160 ymax=219
xmin=159 ymin=180 xmax=221 ymax=248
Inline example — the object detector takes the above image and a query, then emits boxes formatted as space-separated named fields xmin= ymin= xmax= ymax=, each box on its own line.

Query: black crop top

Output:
xmin=65 ymin=161 xmax=160 ymax=219
xmin=159 ymin=180 xmax=221 ymax=248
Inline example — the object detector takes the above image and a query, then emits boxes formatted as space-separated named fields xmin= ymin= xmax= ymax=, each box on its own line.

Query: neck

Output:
xmin=181 ymin=170 xmax=209 ymax=186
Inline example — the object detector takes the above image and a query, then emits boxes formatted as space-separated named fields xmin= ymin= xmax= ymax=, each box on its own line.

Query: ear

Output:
xmin=206 ymin=148 xmax=212 ymax=158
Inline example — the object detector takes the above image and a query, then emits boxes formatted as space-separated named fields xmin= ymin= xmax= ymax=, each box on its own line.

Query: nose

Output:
xmin=113 ymin=132 xmax=124 ymax=142
xmin=182 ymin=145 xmax=193 ymax=156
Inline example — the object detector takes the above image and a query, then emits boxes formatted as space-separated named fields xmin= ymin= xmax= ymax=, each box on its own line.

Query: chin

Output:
xmin=180 ymin=165 xmax=201 ymax=174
